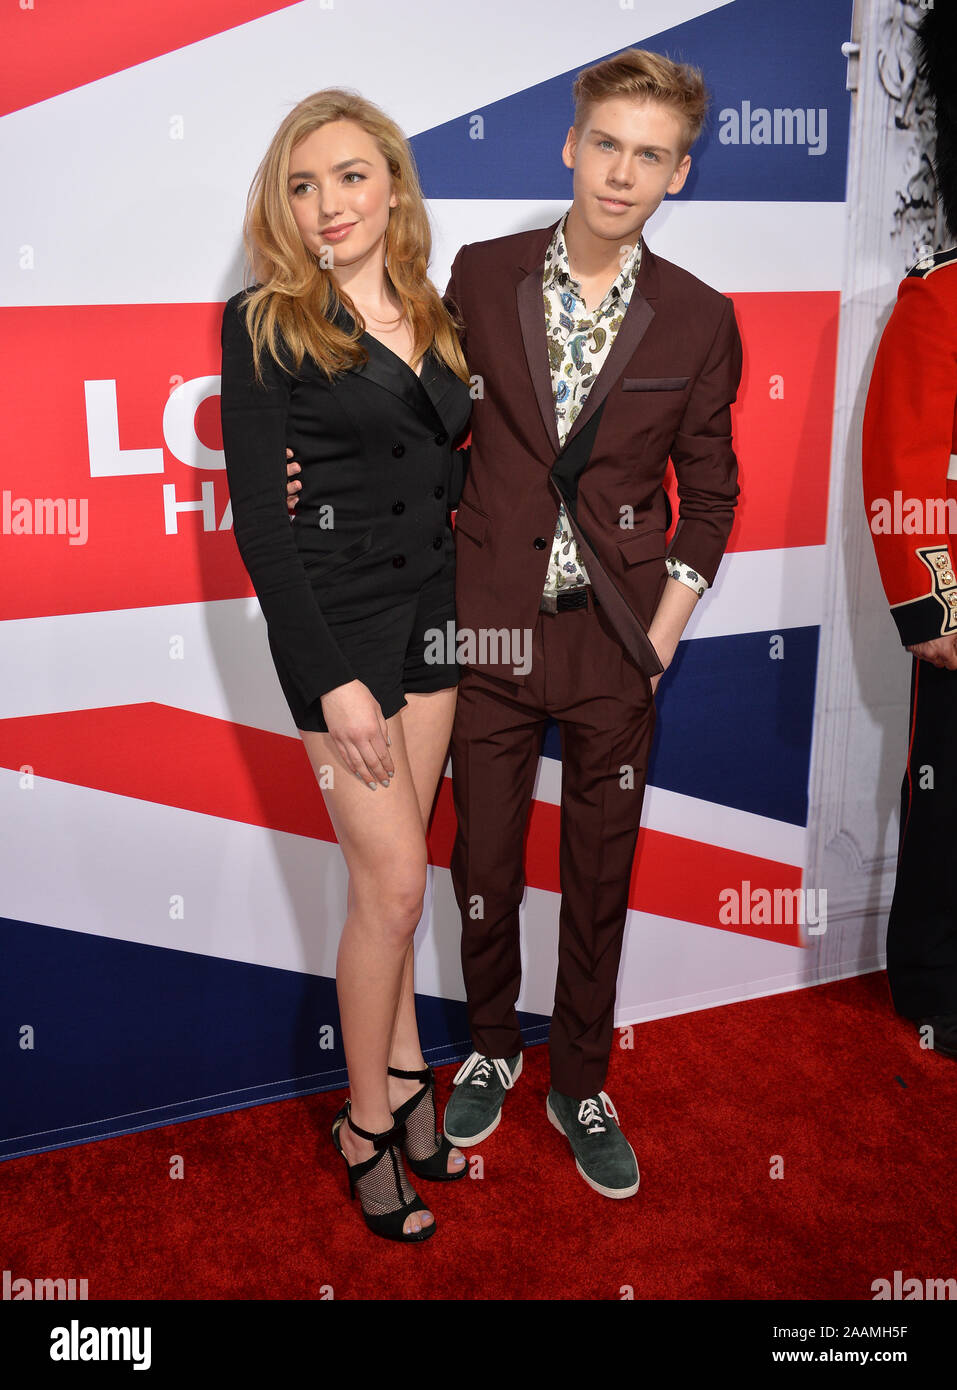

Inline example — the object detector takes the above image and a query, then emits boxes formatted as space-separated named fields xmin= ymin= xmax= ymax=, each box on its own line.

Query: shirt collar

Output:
xmin=543 ymin=207 xmax=642 ymax=308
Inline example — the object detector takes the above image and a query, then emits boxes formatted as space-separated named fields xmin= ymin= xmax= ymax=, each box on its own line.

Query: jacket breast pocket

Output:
xmin=453 ymin=500 xmax=489 ymax=547
xmin=621 ymin=376 xmax=690 ymax=391
xmin=298 ymin=526 xmax=374 ymax=575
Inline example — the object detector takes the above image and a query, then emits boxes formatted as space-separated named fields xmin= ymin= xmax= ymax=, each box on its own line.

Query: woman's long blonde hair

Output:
xmin=238 ymin=88 xmax=469 ymax=386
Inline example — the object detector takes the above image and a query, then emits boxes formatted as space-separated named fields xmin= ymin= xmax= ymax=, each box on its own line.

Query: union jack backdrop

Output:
xmin=0 ymin=0 xmax=852 ymax=1159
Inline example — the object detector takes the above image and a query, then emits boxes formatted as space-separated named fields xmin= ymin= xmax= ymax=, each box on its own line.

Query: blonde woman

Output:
xmin=220 ymin=90 xmax=472 ymax=1242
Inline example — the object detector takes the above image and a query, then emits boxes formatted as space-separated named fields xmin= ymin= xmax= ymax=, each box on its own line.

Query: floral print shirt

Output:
xmin=541 ymin=208 xmax=707 ymax=599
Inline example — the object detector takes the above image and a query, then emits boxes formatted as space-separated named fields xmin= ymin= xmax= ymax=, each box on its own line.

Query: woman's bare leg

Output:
xmin=301 ymin=711 xmax=433 ymax=1233
xmin=385 ymin=688 xmax=465 ymax=1173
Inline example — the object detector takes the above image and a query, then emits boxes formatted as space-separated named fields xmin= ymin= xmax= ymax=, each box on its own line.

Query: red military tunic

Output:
xmin=862 ymin=246 xmax=957 ymax=645
xmin=860 ymin=244 xmax=957 ymax=1025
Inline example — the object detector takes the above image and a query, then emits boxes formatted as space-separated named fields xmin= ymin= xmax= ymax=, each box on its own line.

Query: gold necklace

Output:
xmin=357 ymin=300 xmax=404 ymax=329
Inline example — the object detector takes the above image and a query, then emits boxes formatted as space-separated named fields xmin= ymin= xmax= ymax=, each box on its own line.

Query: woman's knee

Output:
xmin=354 ymin=863 xmax=428 ymax=939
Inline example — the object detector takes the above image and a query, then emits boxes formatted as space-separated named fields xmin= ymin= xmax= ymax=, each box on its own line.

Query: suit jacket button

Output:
xmin=392 ymin=501 xmax=405 ymax=514
xmin=434 ymin=431 xmax=448 ymax=445
xmin=392 ymin=554 xmax=406 ymax=568
xmin=533 ymin=536 xmax=548 ymax=550
xmin=433 ymin=485 xmax=444 ymax=499
xmin=432 ymin=535 xmax=443 ymax=549
xmin=392 ymin=442 xmax=405 ymax=457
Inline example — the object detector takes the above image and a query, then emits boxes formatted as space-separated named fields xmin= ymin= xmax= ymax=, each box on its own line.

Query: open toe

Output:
xmin=333 ymin=1102 xmax=437 ymax=1243
xmin=404 ymin=1206 xmax=434 ymax=1235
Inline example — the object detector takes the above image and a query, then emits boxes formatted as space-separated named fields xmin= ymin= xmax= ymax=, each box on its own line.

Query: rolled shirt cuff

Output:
xmin=666 ymin=555 xmax=709 ymax=597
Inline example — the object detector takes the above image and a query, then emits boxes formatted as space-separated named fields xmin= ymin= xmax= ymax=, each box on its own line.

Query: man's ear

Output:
xmin=561 ymin=125 xmax=577 ymax=171
xmin=667 ymin=153 xmax=692 ymax=196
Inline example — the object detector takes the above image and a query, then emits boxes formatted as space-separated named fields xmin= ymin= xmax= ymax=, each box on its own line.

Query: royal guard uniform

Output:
xmin=861 ymin=244 xmax=957 ymax=1052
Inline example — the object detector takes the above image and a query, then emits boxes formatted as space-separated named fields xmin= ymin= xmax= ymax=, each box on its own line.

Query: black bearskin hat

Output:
xmin=917 ymin=3 xmax=957 ymax=239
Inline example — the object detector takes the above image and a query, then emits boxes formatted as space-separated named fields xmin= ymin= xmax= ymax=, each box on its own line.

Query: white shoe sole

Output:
xmin=443 ymin=1053 xmax=523 ymax=1147
xmin=545 ymin=1096 xmax=640 ymax=1199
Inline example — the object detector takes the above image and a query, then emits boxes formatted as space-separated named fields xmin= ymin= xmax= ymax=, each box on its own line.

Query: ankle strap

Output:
xmin=387 ymin=1064 xmax=432 ymax=1082
xmin=346 ymin=1104 xmax=397 ymax=1149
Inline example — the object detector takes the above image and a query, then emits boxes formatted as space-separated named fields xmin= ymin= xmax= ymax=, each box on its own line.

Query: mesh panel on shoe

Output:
xmin=399 ymin=1086 xmax=443 ymax=1163
xmin=352 ymin=1140 xmax=420 ymax=1217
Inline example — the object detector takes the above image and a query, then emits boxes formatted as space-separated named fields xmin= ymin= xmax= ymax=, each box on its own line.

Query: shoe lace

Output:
xmin=578 ymin=1091 xmax=618 ymax=1134
xmin=453 ymin=1050 xmax=515 ymax=1090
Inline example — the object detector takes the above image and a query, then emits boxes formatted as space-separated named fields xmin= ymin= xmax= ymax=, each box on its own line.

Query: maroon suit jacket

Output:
xmin=443 ymin=218 xmax=742 ymax=681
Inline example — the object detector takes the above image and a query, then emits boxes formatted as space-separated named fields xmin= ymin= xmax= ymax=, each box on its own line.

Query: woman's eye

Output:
xmin=292 ymin=182 xmax=312 ymax=196
xmin=343 ymin=172 xmax=364 ymax=183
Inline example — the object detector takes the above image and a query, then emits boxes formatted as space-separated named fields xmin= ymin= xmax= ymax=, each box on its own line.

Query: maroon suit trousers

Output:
xmin=449 ymin=588 xmax=656 ymax=1099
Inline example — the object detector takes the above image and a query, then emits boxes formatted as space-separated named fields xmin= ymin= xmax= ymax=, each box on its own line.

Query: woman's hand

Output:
xmin=320 ymin=680 xmax=395 ymax=789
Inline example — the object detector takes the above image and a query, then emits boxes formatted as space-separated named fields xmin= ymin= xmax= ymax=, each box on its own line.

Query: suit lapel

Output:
xmin=562 ymin=292 xmax=654 ymax=446
xmin=515 ymin=224 xmax=661 ymax=458
xmin=331 ymin=301 xmax=451 ymax=435
xmin=517 ymin=267 xmax=562 ymax=454
xmin=546 ymin=395 xmax=663 ymax=678
xmin=513 ymin=223 xmax=665 ymax=676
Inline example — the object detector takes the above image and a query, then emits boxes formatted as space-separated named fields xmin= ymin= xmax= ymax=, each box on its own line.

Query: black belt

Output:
xmin=539 ymin=586 xmax=594 ymax=613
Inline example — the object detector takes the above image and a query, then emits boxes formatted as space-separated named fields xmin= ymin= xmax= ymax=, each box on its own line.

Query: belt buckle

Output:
xmin=540 ymin=587 xmax=590 ymax=613
xmin=558 ymin=587 xmax=589 ymax=612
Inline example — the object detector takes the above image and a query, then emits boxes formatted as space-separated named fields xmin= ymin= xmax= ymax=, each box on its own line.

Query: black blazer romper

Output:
xmin=220 ymin=291 xmax=472 ymax=732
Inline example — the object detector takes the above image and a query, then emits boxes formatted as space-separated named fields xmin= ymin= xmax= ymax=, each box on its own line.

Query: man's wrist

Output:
xmin=647 ymin=629 xmax=676 ymax=669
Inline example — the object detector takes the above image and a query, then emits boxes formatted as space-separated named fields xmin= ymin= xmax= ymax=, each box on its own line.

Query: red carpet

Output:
xmin=2 ymin=971 xmax=955 ymax=1301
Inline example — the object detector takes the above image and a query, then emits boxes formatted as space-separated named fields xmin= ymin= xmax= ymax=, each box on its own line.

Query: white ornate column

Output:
xmin=805 ymin=0 xmax=948 ymax=980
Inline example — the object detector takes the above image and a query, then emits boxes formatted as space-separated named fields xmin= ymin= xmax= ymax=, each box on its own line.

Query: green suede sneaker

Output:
xmin=442 ymin=1050 xmax=523 ymax=1146
xmin=546 ymin=1088 xmax=640 ymax=1198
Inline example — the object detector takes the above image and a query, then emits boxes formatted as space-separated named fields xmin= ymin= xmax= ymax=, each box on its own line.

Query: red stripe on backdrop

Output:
xmin=0 ymin=704 xmax=804 ymax=946
xmin=0 ymin=294 xmax=837 ymax=623
xmin=0 ymin=304 xmax=243 ymax=622
xmin=665 ymin=291 xmax=839 ymax=554
xmin=1 ymin=1 xmax=300 ymax=117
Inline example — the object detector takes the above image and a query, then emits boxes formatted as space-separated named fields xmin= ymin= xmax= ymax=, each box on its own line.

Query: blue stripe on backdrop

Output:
xmin=0 ymin=919 xmax=550 ymax=1162
xmin=542 ymin=626 xmax=820 ymax=828
xmin=411 ymin=0 xmax=852 ymax=202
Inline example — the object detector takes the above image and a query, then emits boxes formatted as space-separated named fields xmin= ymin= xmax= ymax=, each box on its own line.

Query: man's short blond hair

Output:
xmin=572 ymin=48 xmax=709 ymax=156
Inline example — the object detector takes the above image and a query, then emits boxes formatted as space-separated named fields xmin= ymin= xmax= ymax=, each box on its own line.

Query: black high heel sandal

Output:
xmin=331 ymin=1100 xmax=435 ymax=1243
xmin=388 ymin=1064 xmax=468 ymax=1182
